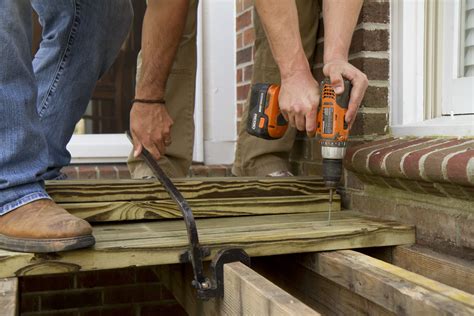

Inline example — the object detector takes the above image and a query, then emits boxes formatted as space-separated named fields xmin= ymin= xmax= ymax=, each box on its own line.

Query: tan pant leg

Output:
xmin=232 ymin=0 xmax=320 ymax=176
xmin=128 ymin=0 xmax=198 ymax=178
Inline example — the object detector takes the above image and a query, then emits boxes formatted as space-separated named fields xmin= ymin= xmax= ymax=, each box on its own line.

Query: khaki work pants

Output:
xmin=129 ymin=0 xmax=320 ymax=178
xmin=232 ymin=0 xmax=321 ymax=176
xmin=128 ymin=0 xmax=198 ymax=178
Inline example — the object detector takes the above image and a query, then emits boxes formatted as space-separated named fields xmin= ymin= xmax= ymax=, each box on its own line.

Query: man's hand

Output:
xmin=323 ymin=60 xmax=368 ymax=128
xmin=130 ymin=104 xmax=173 ymax=160
xmin=279 ymin=70 xmax=320 ymax=136
xmin=254 ymin=0 xmax=319 ymax=136
xmin=129 ymin=0 xmax=188 ymax=161
xmin=322 ymin=0 xmax=365 ymax=128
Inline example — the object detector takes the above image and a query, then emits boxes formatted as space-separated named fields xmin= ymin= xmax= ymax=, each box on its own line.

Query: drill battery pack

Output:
xmin=246 ymin=83 xmax=288 ymax=140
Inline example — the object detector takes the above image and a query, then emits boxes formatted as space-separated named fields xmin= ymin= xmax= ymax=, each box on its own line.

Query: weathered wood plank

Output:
xmin=0 ymin=211 xmax=414 ymax=278
xmin=0 ymin=278 xmax=18 ymax=316
xmin=252 ymin=256 xmax=393 ymax=316
xmin=222 ymin=262 xmax=318 ymax=315
xmin=46 ymin=177 xmax=330 ymax=202
xmin=157 ymin=262 xmax=319 ymax=316
xmin=48 ymin=177 xmax=342 ymax=222
xmin=59 ymin=195 xmax=340 ymax=222
xmin=157 ymin=264 xmax=212 ymax=316
xmin=299 ymin=250 xmax=474 ymax=315
xmin=392 ymin=245 xmax=474 ymax=294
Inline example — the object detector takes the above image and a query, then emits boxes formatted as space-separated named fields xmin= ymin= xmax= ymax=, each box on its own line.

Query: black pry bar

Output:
xmin=125 ymin=131 xmax=209 ymax=292
xmin=126 ymin=131 xmax=250 ymax=300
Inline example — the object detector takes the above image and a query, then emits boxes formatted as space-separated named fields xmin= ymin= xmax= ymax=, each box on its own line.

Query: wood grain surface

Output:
xmin=0 ymin=211 xmax=414 ymax=278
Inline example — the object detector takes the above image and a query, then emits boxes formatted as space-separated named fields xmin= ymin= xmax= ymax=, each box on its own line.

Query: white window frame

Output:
xmin=67 ymin=134 xmax=132 ymax=164
xmin=68 ymin=0 xmax=236 ymax=164
xmin=390 ymin=0 xmax=474 ymax=137
xmin=443 ymin=0 xmax=474 ymax=115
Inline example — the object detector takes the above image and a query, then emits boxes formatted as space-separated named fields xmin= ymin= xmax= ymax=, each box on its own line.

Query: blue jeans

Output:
xmin=0 ymin=0 xmax=133 ymax=215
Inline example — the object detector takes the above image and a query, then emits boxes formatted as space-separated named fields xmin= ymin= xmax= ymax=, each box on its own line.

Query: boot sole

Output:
xmin=0 ymin=234 xmax=95 ymax=253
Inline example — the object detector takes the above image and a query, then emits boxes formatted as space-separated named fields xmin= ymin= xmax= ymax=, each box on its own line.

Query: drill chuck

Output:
xmin=322 ymin=158 xmax=343 ymax=189
xmin=321 ymin=143 xmax=346 ymax=188
xmin=321 ymin=143 xmax=347 ymax=160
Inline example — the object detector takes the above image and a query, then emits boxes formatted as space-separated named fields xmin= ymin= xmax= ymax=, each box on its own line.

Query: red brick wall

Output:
xmin=299 ymin=0 xmax=390 ymax=177
xmin=61 ymin=164 xmax=233 ymax=180
xmin=61 ymin=165 xmax=132 ymax=180
xmin=235 ymin=1 xmax=390 ymax=177
xmin=235 ymin=0 xmax=255 ymax=124
xmin=20 ymin=267 xmax=186 ymax=316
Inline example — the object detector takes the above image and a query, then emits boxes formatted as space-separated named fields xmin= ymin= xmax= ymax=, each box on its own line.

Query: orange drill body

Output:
xmin=317 ymin=79 xmax=350 ymax=144
xmin=247 ymin=79 xmax=351 ymax=145
xmin=247 ymin=79 xmax=352 ymax=189
xmin=317 ymin=79 xmax=351 ymax=188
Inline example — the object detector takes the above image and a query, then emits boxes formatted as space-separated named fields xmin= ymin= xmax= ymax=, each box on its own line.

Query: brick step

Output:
xmin=61 ymin=163 xmax=233 ymax=180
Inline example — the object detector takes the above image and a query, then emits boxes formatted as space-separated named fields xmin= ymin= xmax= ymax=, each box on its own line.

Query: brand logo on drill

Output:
xmin=322 ymin=107 xmax=334 ymax=134
xmin=252 ymin=114 xmax=258 ymax=130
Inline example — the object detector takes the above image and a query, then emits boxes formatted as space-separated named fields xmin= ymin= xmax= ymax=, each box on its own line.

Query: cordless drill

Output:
xmin=247 ymin=79 xmax=352 ymax=224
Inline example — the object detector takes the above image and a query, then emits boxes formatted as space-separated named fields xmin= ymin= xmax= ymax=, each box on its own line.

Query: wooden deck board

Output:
xmin=45 ymin=178 xmax=341 ymax=222
xmin=46 ymin=177 xmax=331 ymax=202
xmin=59 ymin=195 xmax=340 ymax=222
xmin=0 ymin=211 xmax=414 ymax=278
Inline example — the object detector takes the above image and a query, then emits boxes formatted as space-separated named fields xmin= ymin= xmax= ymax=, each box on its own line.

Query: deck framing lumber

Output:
xmin=392 ymin=245 xmax=474 ymax=294
xmin=0 ymin=277 xmax=18 ymax=316
xmin=299 ymin=250 xmax=474 ymax=315
xmin=156 ymin=262 xmax=319 ymax=316
xmin=252 ymin=256 xmax=393 ymax=316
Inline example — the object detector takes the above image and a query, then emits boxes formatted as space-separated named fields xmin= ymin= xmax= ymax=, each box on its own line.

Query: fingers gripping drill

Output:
xmin=247 ymin=79 xmax=352 ymax=225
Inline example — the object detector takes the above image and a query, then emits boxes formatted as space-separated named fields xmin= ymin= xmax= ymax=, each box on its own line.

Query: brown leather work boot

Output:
xmin=0 ymin=199 xmax=95 ymax=253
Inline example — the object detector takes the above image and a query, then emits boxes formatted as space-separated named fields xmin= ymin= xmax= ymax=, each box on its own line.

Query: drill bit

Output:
xmin=327 ymin=188 xmax=333 ymax=226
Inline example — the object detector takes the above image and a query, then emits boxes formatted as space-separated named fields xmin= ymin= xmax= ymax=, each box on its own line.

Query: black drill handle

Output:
xmin=321 ymin=78 xmax=352 ymax=110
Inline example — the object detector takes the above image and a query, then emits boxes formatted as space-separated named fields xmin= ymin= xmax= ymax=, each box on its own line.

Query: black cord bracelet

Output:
xmin=131 ymin=98 xmax=166 ymax=105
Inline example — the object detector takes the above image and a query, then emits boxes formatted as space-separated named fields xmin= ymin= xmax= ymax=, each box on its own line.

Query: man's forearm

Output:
xmin=255 ymin=0 xmax=310 ymax=79
xmin=136 ymin=0 xmax=189 ymax=99
xmin=254 ymin=0 xmax=320 ymax=133
xmin=130 ymin=0 xmax=188 ymax=160
xmin=322 ymin=0 xmax=367 ymax=126
xmin=323 ymin=0 xmax=363 ymax=63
